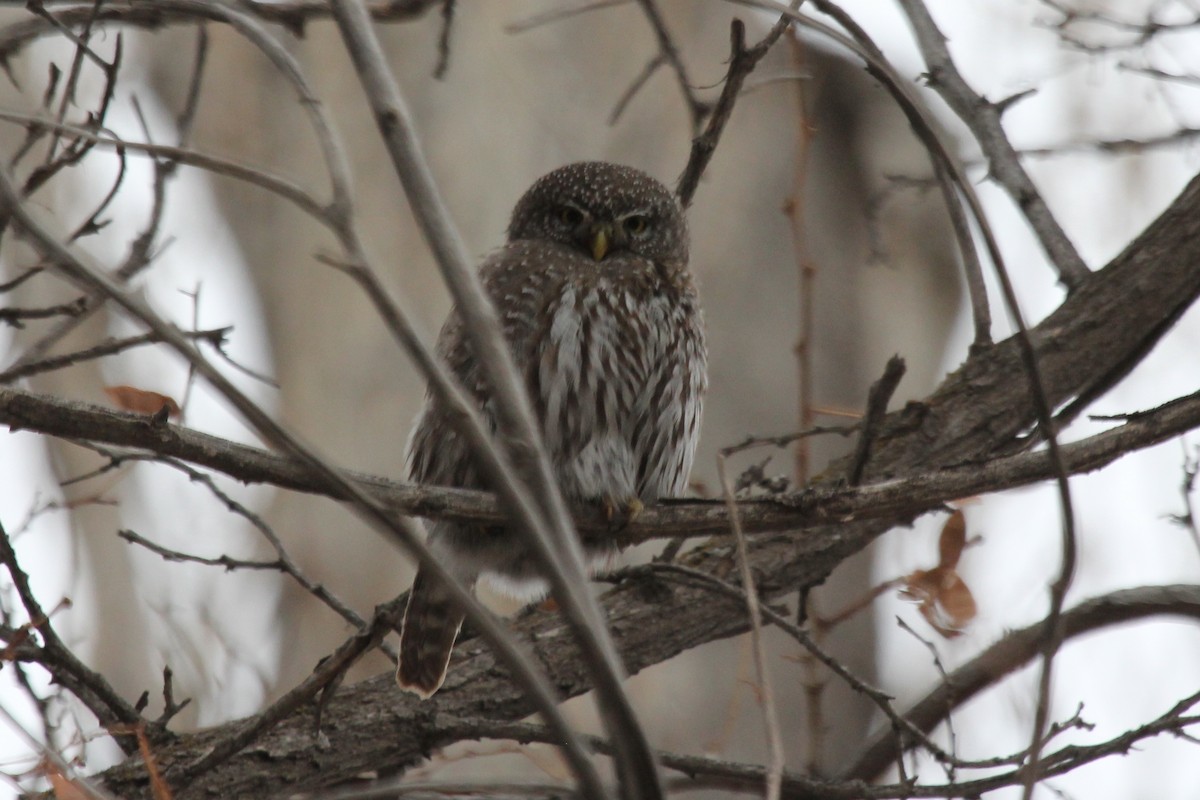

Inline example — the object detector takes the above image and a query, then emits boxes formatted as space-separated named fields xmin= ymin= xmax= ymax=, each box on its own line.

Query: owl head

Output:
xmin=507 ymin=161 xmax=688 ymax=266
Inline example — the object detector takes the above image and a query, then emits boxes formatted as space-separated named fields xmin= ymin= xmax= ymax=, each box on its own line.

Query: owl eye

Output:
xmin=557 ymin=206 xmax=584 ymax=226
xmin=623 ymin=215 xmax=649 ymax=236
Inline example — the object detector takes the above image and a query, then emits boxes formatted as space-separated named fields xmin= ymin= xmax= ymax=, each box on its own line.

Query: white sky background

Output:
xmin=1 ymin=0 xmax=1199 ymax=797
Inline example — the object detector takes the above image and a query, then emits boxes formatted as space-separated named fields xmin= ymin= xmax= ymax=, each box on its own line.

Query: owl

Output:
xmin=398 ymin=161 xmax=707 ymax=697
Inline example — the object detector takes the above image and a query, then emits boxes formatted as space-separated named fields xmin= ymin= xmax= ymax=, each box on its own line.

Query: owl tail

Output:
xmin=397 ymin=568 xmax=467 ymax=698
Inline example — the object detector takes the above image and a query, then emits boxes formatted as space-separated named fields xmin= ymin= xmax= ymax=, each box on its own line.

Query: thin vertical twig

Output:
xmin=633 ymin=0 xmax=709 ymax=134
xmin=784 ymin=29 xmax=816 ymax=488
xmin=717 ymin=452 xmax=784 ymax=800
xmin=930 ymin=156 xmax=992 ymax=350
xmin=782 ymin=26 xmax=826 ymax=774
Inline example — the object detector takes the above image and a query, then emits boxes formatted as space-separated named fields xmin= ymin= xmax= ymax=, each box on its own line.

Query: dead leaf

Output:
xmin=104 ymin=385 xmax=181 ymax=419
xmin=902 ymin=564 xmax=978 ymax=639
xmin=938 ymin=509 xmax=967 ymax=569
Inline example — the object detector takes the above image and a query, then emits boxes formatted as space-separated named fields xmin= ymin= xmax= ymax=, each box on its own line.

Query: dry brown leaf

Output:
xmin=938 ymin=509 xmax=967 ymax=569
xmin=937 ymin=571 xmax=978 ymax=627
xmin=103 ymin=385 xmax=181 ymax=419
xmin=902 ymin=565 xmax=978 ymax=639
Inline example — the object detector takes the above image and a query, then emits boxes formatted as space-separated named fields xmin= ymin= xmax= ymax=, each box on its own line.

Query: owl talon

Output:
xmin=602 ymin=496 xmax=644 ymax=529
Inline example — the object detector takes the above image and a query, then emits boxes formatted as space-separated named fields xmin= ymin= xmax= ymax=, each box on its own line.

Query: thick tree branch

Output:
xmin=4 ymin=381 xmax=1200 ymax=544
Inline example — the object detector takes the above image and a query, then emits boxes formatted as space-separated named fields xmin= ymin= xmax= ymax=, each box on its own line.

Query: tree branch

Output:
xmin=841 ymin=584 xmax=1200 ymax=781
xmin=72 ymin=167 xmax=1200 ymax=797
xmin=897 ymin=0 xmax=1091 ymax=290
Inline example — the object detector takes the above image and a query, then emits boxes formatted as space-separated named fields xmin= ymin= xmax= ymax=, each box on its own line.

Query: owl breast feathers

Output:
xmin=398 ymin=161 xmax=707 ymax=697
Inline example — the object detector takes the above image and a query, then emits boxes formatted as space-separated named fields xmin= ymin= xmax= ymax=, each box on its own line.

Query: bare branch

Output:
xmin=328 ymin=2 xmax=660 ymax=795
xmin=0 ymin=519 xmax=146 ymax=753
xmin=675 ymin=9 xmax=795 ymax=208
xmin=633 ymin=0 xmax=709 ymax=134
xmin=843 ymin=584 xmax=1200 ymax=781
xmin=897 ymin=0 xmax=1091 ymax=290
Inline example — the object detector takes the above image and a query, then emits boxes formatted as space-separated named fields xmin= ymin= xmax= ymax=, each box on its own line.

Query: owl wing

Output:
xmin=405 ymin=241 xmax=568 ymax=490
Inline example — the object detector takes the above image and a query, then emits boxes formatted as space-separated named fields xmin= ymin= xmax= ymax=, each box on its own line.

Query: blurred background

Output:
xmin=0 ymin=0 xmax=1198 ymax=796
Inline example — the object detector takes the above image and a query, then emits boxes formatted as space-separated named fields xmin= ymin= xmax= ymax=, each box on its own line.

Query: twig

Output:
xmin=895 ymin=618 xmax=959 ymax=781
xmin=118 ymin=528 xmax=283 ymax=571
xmin=1012 ymin=127 xmax=1200 ymax=158
xmin=4 ymin=383 xmax=1200 ymax=544
xmin=328 ymin=1 xmax=659 ymax=796
xmin=931 ymin=156 xmax=992 ymax=349
xmin=0 ymin=326 xmax=229 ymax=384
xmin=0 ymin=518 xmax=146 ymax=752
xmin=633 ymin=0 xmax=709 ymax=134
xmin=784 ymin=29 xmax=818 ymax=488
xmin=432 ymin=0 xmax=455 ymax=79
xmin=504 ymin=0 xmax=630 ymax=34
xmin=608 ymin=53 xmax=665 ymax=126
xmin=847 ymin=356 xmax=906 ymax=486
xmin=0 ymin=266 xmax=43 ymax=293
xmin=1174 ymin=443 xmax=1200 ymax=558
xmin=897 ymin=0 xmax=1090 ymax=290
xmin=675 ymin=10 xmax=795 ymax=208
xmin=715 ymin=453 xmax=784 ymax=799
xmin=0 ymin=296 xmax=86 ymax=327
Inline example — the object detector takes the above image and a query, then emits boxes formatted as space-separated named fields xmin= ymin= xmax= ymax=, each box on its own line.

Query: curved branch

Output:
xmin=842 ymin=584 xmax=1200 ymax=781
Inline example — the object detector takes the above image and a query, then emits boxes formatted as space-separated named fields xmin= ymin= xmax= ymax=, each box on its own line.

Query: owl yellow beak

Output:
xmin=590 ymin=225 xmax=611 ymax=261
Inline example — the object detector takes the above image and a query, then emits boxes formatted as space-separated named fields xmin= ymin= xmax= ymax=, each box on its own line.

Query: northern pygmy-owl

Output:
xmin=398 ymin=161 xmax=707 ymax=696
